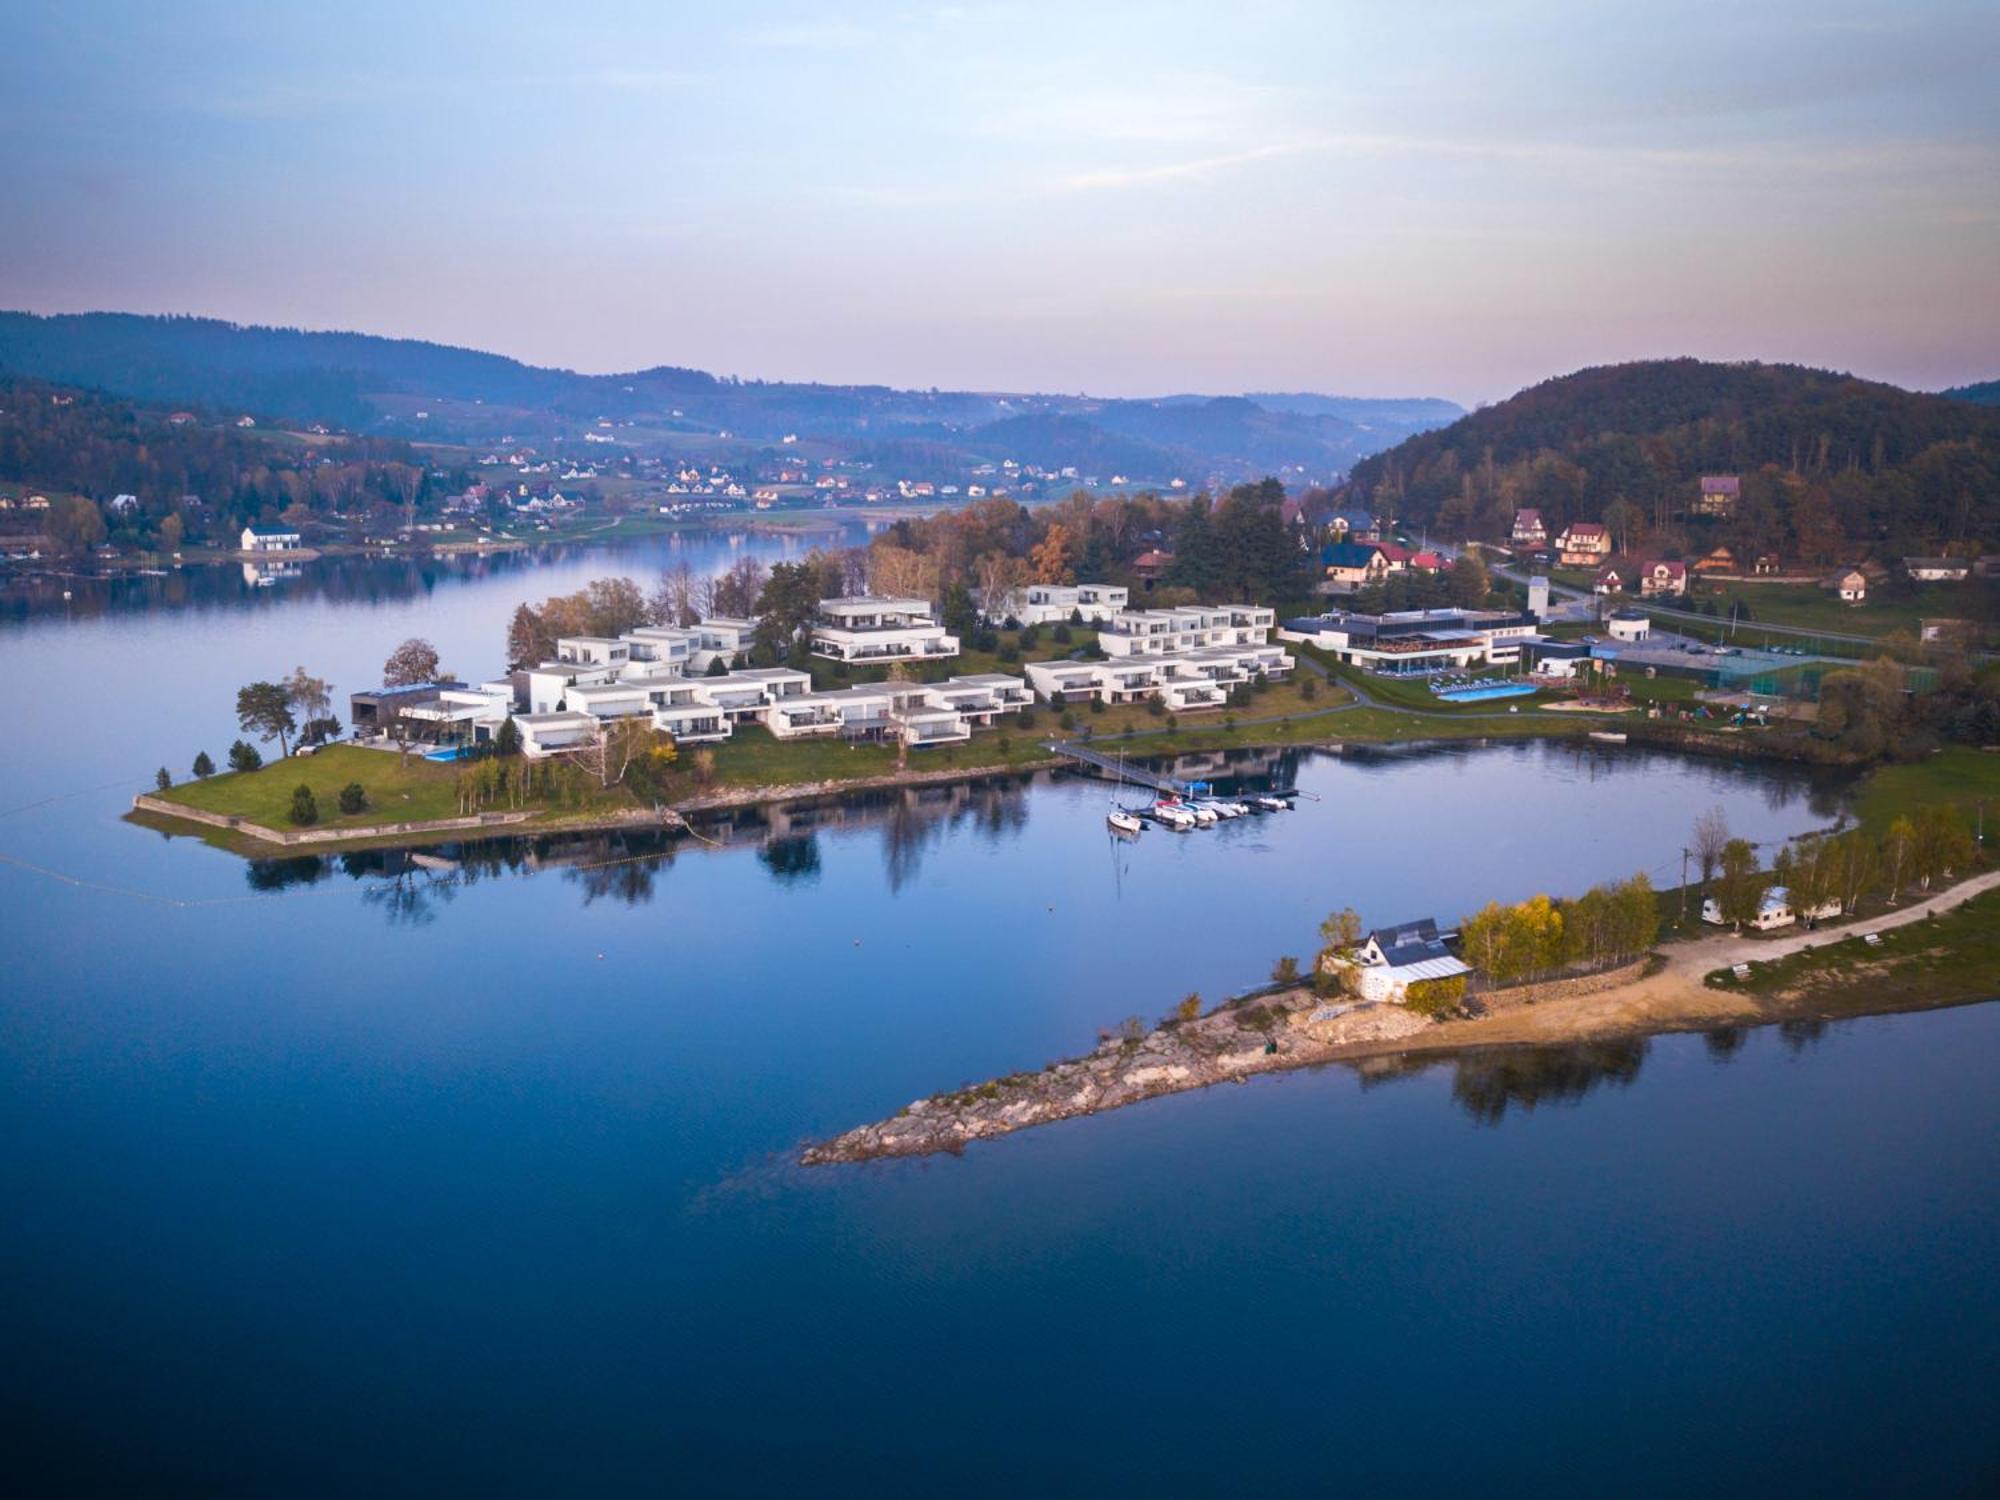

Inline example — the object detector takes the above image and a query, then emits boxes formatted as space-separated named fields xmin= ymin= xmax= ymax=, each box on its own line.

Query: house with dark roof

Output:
xmin=1556 ymin=522 xmax=1611 ymax=566
xmin=1696 ymin=474 xmax=1740 ymax=516
xmin=1510 ymin=508 xmax=1546 ymax=547
xmin=1320 ymin=541 xmax=1392 ymax=592
xmin=1327 ymin=917 xmax=1472 ymax=1003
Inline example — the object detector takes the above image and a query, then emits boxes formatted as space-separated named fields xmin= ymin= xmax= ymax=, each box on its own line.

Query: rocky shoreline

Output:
xmin=803 ymin=870 xmax=2000 ymax=1165
xmin=802 ymin=990 xmax=1433 ymax=1165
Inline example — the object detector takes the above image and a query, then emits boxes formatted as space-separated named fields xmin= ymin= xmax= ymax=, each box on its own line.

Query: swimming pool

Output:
xmin=423 ymin=745 xmax=472 ymax=762
xmin=1436 ymin=681 xmax=1538 ymax=703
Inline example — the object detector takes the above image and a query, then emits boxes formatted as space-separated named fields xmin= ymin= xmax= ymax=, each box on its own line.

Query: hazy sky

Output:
xmin=2 ymin=1 xmax=1996 ymax=404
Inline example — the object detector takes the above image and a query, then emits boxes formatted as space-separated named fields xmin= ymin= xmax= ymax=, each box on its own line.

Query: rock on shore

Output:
xmin=802 ymin=990 xmax=1431 ymax=1165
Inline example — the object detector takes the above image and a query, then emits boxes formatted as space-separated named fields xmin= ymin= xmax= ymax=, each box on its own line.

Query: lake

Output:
xmin=0 ymin=539 xmax=1993 ymax=1492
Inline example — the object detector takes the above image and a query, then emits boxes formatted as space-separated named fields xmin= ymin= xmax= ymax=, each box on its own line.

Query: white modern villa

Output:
xmin=809 ymin=597 xmax=959 ymax=664
xmin=1023 ymin=604 xmax=1292 ymax=711
xmin=981 ymin=582 xmax=1130 ymax=626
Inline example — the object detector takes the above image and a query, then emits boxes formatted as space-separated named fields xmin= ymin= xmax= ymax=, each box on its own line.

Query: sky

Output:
xmin=1 ymin=0 xmax=1996 ymax=405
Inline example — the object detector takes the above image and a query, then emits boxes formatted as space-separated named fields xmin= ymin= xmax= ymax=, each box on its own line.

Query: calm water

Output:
xmin=0 ymin=547 xmax=1994 ymax=1493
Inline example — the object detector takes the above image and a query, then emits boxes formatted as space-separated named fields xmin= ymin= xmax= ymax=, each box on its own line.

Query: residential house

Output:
xmin=1325 ymin=918 xmax=1471 ymax=1004
xmin=810 ymin=596 xmax=959 ymax=664
xmin=1821 ymin=567 xmax=1867 ymax=604
xmin=1693 ymin=545 xmax=1738 ymax=575
xmin=1327 ymin=509 xmax=1380 ymax=542
xmin=1132 ymin=549 xmax=1174 ymax=586
xmin=241 ymin=525 xmax=302 ymax=553
xmin=1510 ymin=508 xmax=1547 ymax=548
xmin=982 ymin=581 xmax=1129 ymax=626
xmin=1695 ymin=475 xmax=1740 ymax=516
xmin=1320 ymin=541 xmax=1392 ymax=592
xmin=1593 ymin=561 xmax=1634 ymax=596
xmin=1639 ymin=559 xmax=1688 ymax=597
xmin=1904 ymin=557 xmax=1970 ymax=583
xmin=1555 ymin=523 xmax=1612 ymax=566
xmin=1752 ymin=554 xmax=1783 ymax=576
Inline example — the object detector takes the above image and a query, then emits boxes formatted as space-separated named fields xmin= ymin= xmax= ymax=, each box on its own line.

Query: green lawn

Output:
xmin=1685 ymin=580 xmax=1990 ymax=643
xmin=159 ymin=743 xmax=468 ymax=828
xmin=1850 ymin=747 xmax=2000 ymax=834
xmin=1709 ymin=888 xmax=2000 ymax=1004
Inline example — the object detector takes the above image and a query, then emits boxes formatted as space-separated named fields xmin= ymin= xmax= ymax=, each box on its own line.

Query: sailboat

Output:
xmin=1105 ymin=750 xmax=1145 ymax=834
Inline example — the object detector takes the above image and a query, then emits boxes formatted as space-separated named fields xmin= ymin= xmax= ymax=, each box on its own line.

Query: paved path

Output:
xmin=1663 ymin=869 xmax=2000 ymax=978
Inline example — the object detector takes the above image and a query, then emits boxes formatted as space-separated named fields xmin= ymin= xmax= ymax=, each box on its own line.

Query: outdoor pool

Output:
xmin=1436 ymin=681 xmax=1539 ymax=703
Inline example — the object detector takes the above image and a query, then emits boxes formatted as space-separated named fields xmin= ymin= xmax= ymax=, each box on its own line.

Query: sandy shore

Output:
xmin=803 ymin=870 xmax=2000 ymax=1165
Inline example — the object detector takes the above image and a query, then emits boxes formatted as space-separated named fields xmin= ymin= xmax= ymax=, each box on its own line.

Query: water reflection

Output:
xmin=1702 ymin=1025 xmax=1750 ymax=1060
xmin=1355 ymin=1038 xmax=1651 ymax=1124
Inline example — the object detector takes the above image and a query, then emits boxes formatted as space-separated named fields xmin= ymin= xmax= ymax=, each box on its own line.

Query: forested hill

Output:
xmin=1945 ymin=379 xmax=2000 ymax=406
xmin=0 ymin=311 xmax=1459 ymax=487
xmin=1346 ymin=359 xmax=2000 ymax=554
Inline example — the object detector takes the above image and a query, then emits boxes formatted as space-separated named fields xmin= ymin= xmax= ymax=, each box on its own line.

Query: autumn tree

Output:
xmin=382 ymin=637 xmax=441 ymax=687
xmin=1715 ymin=838 xmax=1762 ymax=929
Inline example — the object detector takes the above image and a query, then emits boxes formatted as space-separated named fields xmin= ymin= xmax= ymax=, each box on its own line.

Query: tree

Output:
xmin=1446 ymin=549 xmax=1489 ymax=608
xmin=1716 ymin=838 xmax=1762 ymax=929
xmin=338 ymin=782 xmax=367 ymax=814
xmin=192 ymin=750 xmax=214 ymax=779
xmin=1271 ymin=955 xmax=1301 ymax=986
xmin=650 ymin=560 xmax=700 ymax=628
xmin=227 ymin=739 xmax=262 ymax=773
xmin=1174 ymin=993 xmax=1202 ymax=1023
xmin=753 ymin=561 xmax=825 ymax=661
xmin=1601 ymin=497 xmax=1643 ymax=554
xmin=493 ymin=717 xmax=522 ymax=757
xmin=382 ymin=637 xmax=440 ymax=687
xmin=506 ymin=603 xmax=550 ymax=669
xmin=289 ymin=784 xmax=319 ymax=826
xmin=1911 ymin=806 xmax=1971 ymax=891
xmin=154 ymin=766 xmax=172 ymax=791
xmin=1831 ymin=830 xmax=1878 ymax=915
xmin=1881 ymin=816 xmax=1915 ymax=902
xmin=283 ymin=666 xmax=334 ymax=739
xmin=1691 ymin=806 xmax=1730 ymax=891
xmin=236 ymin=681 xmax=297 ymax=757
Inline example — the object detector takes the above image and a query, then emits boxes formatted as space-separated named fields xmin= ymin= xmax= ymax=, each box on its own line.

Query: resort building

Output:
xmin=1022 ymin=603 xmax=1292 ymax=710
xmin=514 ymin=712 xmax=602 ymax=759
xmin=1326 ymin=918 xmax=1471 ymax=1004
xmin=1278 ymin=606 xmax=1537 ymax=676
xmin=810 ymin=597 xmax=960 ymax=664
xmin=982 ymin=582 xmax=1129 ymax=626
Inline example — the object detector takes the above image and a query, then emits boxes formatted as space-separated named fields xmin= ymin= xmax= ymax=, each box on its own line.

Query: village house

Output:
xmin=240 ymin=524 xmax=302 ymax=553
xmin=1509 ymin=508 xmax=1547 ymax=548
xmin=1324 ymin=918 xmax=1471 ymax=1004
xmin=1695 ymin=475 xmax=1740 ymax=517
xmin=1693 ymin=545 xmax=1738 ymax=575
xmin=1821 ymin=567 xmax=1868 ymax=604
xmin=1904 ymin=557 xmax=1970 ymax=583
xmin=1320 ymin=541 xmax=1393 ymax=592
xmin=1753 ymin=553 xmax=1783 ymax=576
xmin=1555 ymin=522 xmax=1612 ymax=566
xmin=1639 ymin=559 xmax=1688 ymax=597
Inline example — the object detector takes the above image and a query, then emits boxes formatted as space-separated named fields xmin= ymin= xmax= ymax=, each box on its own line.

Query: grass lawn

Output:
xmin=1300 ymin=648 xmax=1557 ymax=714
xmin=1686 ymin=580 xmax=1992 ymax=643
xmin=1709 ymin=888 xmax=2000 ymax=1004
xmin=159 ymin=743 xmax=468 ymax=828
xmin=1850 ymin=747 xmax=2000 ymax=834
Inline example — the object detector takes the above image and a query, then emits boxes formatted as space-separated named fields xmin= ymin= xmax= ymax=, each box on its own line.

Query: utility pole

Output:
xmin=1680 ymin=847 xmax=1690 ymax=925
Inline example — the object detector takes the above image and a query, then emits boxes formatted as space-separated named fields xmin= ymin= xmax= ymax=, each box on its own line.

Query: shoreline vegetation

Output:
xmin=803 ymin=874 xmax=2000 ymax=1166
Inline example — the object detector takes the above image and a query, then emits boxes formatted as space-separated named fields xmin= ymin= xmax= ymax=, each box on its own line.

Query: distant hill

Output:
xmin=1347 ymin=358 xmax=2000 ymax=555
xmin=0 ymin=311 xmax=1460 ymax=487
xmin=1943 ymin=379 xmax=2000 ymax=406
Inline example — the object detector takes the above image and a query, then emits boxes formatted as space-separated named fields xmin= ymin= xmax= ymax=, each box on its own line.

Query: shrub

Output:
xmin=228 ymin=739 xmax=262 ymax=773
xmin=1088 ymin=696 xmax=1105 ymax=715
xmin=1117 ymin=1014 xmax=1146 ymax=1042
xmin=1017 ymin=707 xmax=1038 ymax=731
xmin=154 ymin=766 xmax=172 ymax=792
xmin=1058 ymin=708 xmax=1076 ymax=731
xmin=1271 ymin=955 xmax=1301 ymax=985
xmin=1052 ymin=623 xmax=1073 ymax=644
xmin=1175 ymin=992 xmax=1202 ymax=1023
xmin=338 ymin=782 xmax=367 ymax=814
xmin=289 ymin=784 xmax=320 ymax=826
xmin=1146 ymin=697 xmax=1166 ymax=718
xmin=1404 ymin=975 xmax=1468 ymax=1020
xmin=1300 ymin=677 xmax=1318 ymax=702
xmin=997 ymin=642 xmax=1021 ymax=664
xmin=1019 ymin=624 xmax=1042 ymax=649
xmin=192 ymin=750 xmax=214 ymax=779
